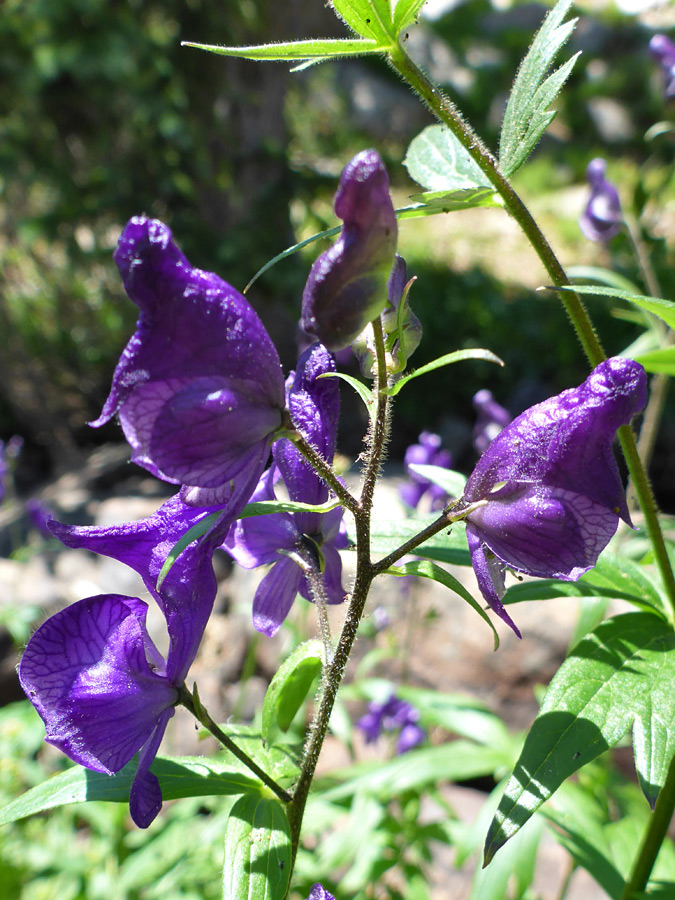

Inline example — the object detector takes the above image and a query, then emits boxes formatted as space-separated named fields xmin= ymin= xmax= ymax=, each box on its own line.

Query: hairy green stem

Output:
xmin=178 ymin=684 xmax=292 ymax=804
xmin=291 ymin=432 xmax=360 ymax=516
xmin=387 ymin=40 xmax=675 ymax=618
xmin=620 ymin=751 xmax=675 ymax=899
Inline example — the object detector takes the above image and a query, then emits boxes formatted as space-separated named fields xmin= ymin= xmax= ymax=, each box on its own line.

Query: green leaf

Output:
xmin=384 ymin=348 xmax=503 ymax=396
xmin=330 ymin=0 xmax=395 ymax=42
xmin=240 ymin=498 xmax=341 ymax=519
xmin=222 ymin=794 xmax=291 ymax=900
xmin=634 ymin=347 xmax=675 ymax=376
xmin=546 ymin=284 xmax=675 ymax=330
xmin=366 ymin=515 xmax=471 ymax=566
xmin=499 ymin=0 xmax=579 ymax=176
xmin=0 ymin=754 xmax=271 ymax=827
xmin=183 ymin=37 xmax=387 ymax=62
xmin=406 ymin=463 xmax=467 ymax=498
xmin=386 ymin=559 xmax=499 ymax=649
xmin=262 ymin=640 xmax=324 ymax=744
xmin=404 ymin=124 xmax=493 ymax=192
xmin=566 ymin=265 xmax=642 ymax=295
xmin=484 ymin=612 xmax=675 ymax=863
xmin=409 ymin=186 xmax=502 ymax=212
xmin=320 ymin=370 xmax=375 ymax=418
xmin=393 ymin=0 xmax=428 ymax=32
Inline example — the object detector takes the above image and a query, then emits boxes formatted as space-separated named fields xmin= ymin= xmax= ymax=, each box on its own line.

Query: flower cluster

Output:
xmin=19 ymin=150 xmax=400 ymax=828
xmin=357 ymin=693 xmax=425 ymax=755
xmin=649 ymin=34 xmax=675 ymax=100
xmin=462 ymin=358 xmax=647 ymax=637
xmin=399 ymin=431 xmax=453 ymax=511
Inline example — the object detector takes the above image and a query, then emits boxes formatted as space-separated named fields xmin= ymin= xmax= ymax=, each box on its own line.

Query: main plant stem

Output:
xmin=387 ymin=41 xmax=675 ymax=621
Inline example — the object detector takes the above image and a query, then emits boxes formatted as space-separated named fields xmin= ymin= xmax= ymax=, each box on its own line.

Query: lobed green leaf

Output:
xmin=222 ymin=794 xmax=291 ymax=900
xmin=484 ymin=613 xmax=675 ymax=863
xmin=393 ymin=0 xmax=429 ymax=32
xmin=404 ymin=124 xmax=493 ymax=193
xmin=262 ymin=640 xmax=324 ymax=744
xmin=499 ymin=0 xmax=579 ymax=176
xmin=365 ymin=515 xmax=471 ymax=566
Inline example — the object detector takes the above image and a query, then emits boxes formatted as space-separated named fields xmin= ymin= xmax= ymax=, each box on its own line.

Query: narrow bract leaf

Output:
xmin=410 ymin=187 xmax=502 ymax=211
xmin=484 ymin=613 xmax=675 ymax=863
xmin=320 ymin=371 xmax=375 ymax=419
xmin=394 ymin=0 xmax=429 ymax=32
xmin=183 ymin=37 xmax=387 ymax=62
xmin=499 ymin=0 xmax=579 ymax=176
xmin=241 ymin=498 xmax=342 ymax=519
xmin=547 ymin=284 xmax=675 ymax=330
xmin=634 ymin=347 xmax=675 ymax=376
xmin=386 ymin=559 xmax=499 ymax=649
xmin=156 ymin=511 xmax=221 ymax=589
xmin=405 ymin=124 xmax=493 ymax=192
xmin=385 ymin=348 xmax=503 ymax=397
xmin=406 ymin=463 xmax=467 ymax=498
xmin=262 ymin=640 xmax=324 ymax=743
xmin=223 ymin=794 xmax=291 ymax=900
xmin=566 ymin=265 xmax=642 ymax=295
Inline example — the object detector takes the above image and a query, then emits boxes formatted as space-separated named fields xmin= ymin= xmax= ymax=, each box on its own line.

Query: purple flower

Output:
xmin=0 ymin=436 xmax=23 ymax=503
xmin=224 ymin=344 xmax=348 ymax=636
xmin=649 ymin=34 xmax=675 ymax=99
xmin=92 ymin=217 xmax=286 ymax=506
xmin=357 ymin=693 xmax=425 ymax=754
xmin=473 ymin=389 xmax=512 ymax=454
xmin=399 ymin=431 xmax=453 ymax=511
xmin=306 ymin=886 xmax=336 ymax=900
xmin=462 ymin=358 xmax=648 ymax=638
xmin=579 ymin=159 xmax=623 ymax=243
xmin=301 ymin=150 xmax=398 ymax=351
xmin=20 ymin=493 xmax=227 ymax=827
xmin=26 ymin=499 xmax=52 ymax=536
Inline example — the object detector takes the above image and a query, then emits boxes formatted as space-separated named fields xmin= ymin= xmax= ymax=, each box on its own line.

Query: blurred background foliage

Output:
xmin=0 ymin=0 xmax=674 ymax=501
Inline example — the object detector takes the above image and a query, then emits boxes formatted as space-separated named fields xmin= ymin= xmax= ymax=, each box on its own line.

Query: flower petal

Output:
xmin=19 ymin=595 xmax=177 ymax=774
xmin=129 ymin=706 xmax=174 ymax=828
xmin=466 ymin=525 xmax=521 ymax=638
xmin=252 ymin=557 xmax=303 ymax=637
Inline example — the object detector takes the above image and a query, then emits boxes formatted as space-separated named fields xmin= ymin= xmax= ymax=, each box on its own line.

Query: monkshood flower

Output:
xmin=399 ymin=431 xmax=453 ymax=511
xmin=649 ymin=34 xmax=675 ymax=99
xmin=20 ymin=494 xmax=225 ymax=828
xmin=473 ymin=389 xmax=512 ymax=454
xmin=353 ymin=254 xmax=422 ymax=377
xmin=225 ymin=344 xmax=348 ymax=636
xmin=579 ymin=159 xmax=623 ymax=243
xmin=462 ymin=358 xmax=647 ymax=638
xmin=92 ymin=216 xmax=286 ymax=507
xmin=357 ymin=693 xmax=425 ymax=755
xmin=306 ymin=885 xmax=336 ymax=900
xmin=301 ymin=149 xmax=398 ymax=351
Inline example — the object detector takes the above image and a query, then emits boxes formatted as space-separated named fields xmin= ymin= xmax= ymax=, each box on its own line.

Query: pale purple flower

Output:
xmin=26 ymin=499 xmax=52 ymax=536
xmin=579 ymin=159 xmax=623 ymax=243
xmin=463 ymin=358 xmax=647 ymax=637
xmin=306 ymin=886 xmax=336 ymax=900
xmin=357 ymin=693 xmax=425 ymax=754
xmin=0 ymin=436 xmax=23 ymax=503
xmin=473 ymin=389 xmax=512 ymax=454
xmin=92 ymin=216 xmax=286 ymax=506
xmin=301 ymin=150 xmax=398 ymax=351
xmin=399 ymin=431 xmax=453 ymax=511
xmin=649 ymin=34 xmax=675 ymax=99
xmin=20 ymin=493 xmax=228 ymax=827
xmin=224 ymin=344 xmax=348 ymax=636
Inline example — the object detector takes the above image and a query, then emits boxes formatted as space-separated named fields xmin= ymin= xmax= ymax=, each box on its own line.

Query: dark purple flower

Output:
xmin=357 ymin=693 xmax=425 ymax=754
xmin=301 ymin=150 xmax=398 ymax=351
xmin=579 ymin=159 xmax=623 ymax=243
xmin=473 ymin=389 xmax=512 ymax=455
xmin=463 ymin=358 xmax=648 ymax=637
xmin=224 ymin=344 xmax=348 ymax=636
xmin=306 ymin=885 xmax=336 ymax=900
xmin=399 ymin=431 xmax=453 ymax=511
xmin=649 ymin=34 xmax=675 ymax=99
xmin=20 ymin=493 xmax=229 ymax=827
xmin=92 ymin=217 xmax=286 ymax=505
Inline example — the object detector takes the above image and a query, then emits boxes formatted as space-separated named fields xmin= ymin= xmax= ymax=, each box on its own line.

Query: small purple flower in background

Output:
xmin=462 ymin=358 xmax=647 ymax=638
xmin=92 ymin=216 xmax=286 ymax=507
xmin=399 ymin=431 xmax=453 ymax=511
xmin=225 ymin=344 xmax=348 ymax=636
xmin=0 ymin=435 xmax=23 ymax=503
xmin=473 ymin=389 xmax=511 ymax=455
xmin=301 ymin=149 xmax=398 ymax=351
xmin=579 ymin=159 xmax=623 ymax=243
xmin=21 ymin=493 xmax=226 ymax=827
xmin=649 ymin=34 xmax=675 ymax=99
xmin=26 ymin=499 xmax=52 ymax=536
xmin=357 ymin=693 xmax=425 ymax=755
xmin=306 ymin=885 xmax=336 ymax=900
